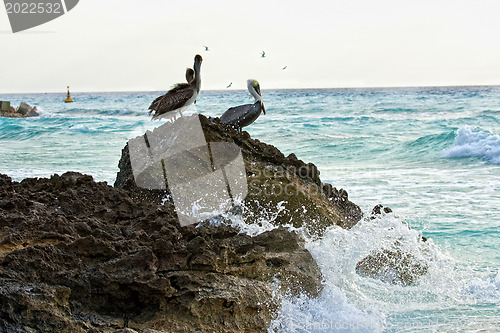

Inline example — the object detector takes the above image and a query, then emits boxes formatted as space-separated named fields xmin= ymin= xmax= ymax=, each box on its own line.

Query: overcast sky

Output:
xmin=1 ymin=0 xmax=499 ymax=93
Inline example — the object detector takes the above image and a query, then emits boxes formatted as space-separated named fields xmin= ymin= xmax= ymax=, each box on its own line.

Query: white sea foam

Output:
xmin=308 ymin=215 xmax=452 ymax=309
xmin=68 ymin=124 xmax=97 ymax=133
xmin=441 ymin=126 xmax=500 ymax=164
xmin=204 ymin=200 xmax=499 ymax=331
xmin=206 ymin=199 xmax=296 ymax=237
xmin=268 ymin=212 xmax=500 ymax=332
xmin=269 ymin=289 xmax=385 ymax=332
xmin=267 ymin=214 xmax=430 ymax=332
xmin=463 ymin=270 xmax=500 ymax=302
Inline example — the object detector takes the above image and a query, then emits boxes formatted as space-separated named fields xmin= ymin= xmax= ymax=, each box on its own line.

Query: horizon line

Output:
xmin=1 ymin=83 xmax=499 ymax=95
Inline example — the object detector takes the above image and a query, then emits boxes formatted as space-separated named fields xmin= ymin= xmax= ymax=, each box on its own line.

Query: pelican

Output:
xmin=149 ymin=68 xmax=194 ymax=112
xmin=148 ymin=55 xmax=202 ymax=121
xmin=261 ymin=51 xmax=266 ymax=58
xmin=220 ymin=79 xmax=266 ymax=132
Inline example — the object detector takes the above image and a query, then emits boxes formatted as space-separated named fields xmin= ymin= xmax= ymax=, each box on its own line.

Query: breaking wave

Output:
xmin=442 ymin=126 xmax=500 ymax=164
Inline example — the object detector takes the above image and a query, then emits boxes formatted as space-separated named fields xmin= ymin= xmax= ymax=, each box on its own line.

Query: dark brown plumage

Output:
xmin=148 ymin=55 xmax=202 ymax=120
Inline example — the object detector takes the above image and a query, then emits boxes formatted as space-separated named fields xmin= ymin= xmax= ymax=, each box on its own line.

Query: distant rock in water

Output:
xmin=115 ymin=114 xmax=363 ymax=236
xmin=0 ymin=102 xmax=39 ymax=118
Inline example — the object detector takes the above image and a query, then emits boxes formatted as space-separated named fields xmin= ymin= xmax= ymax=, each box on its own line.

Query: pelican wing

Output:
xmin=220 ymin=101 xmax=263 ymax=128
xmin=149 ymin=83 xmax=192 ymax=112
xmin=150 ymin=87 xmax=196 ymax=119
xmin=149 ymin=94 xmax=164 ymax=112
xmin=170 ymin=82 xmax=191 ymax=93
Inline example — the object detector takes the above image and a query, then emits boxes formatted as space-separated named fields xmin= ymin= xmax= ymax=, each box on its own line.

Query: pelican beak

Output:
xmin=194 ymin=55 xmax=202 ymax=93
xmin=254 ymin=84 xmax=262 ymax=97
xmin=254 ymin=84 xmax=265 ymax=114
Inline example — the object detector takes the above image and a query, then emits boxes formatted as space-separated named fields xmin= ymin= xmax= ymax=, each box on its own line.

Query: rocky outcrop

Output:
xmin=355 ymin=205 xmax=428 ymax=286
xmin=0 ymin=113 xmax=367 ymax=331
xmin=0 ymin=172 xmax=322 ymax=332
xmin=355 ymin=248 xmax=428 ymax=286
xmin=0 ymin=110 xmax=433 ymax=330
xmin=0 ymin=102 xmax=39 ymax=118
xmin=115 ymin=114 xmax=363 ymax=236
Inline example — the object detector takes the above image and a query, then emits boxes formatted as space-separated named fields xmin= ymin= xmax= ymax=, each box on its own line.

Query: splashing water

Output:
xmin=442 ymin=126 xmax=500 ymax=164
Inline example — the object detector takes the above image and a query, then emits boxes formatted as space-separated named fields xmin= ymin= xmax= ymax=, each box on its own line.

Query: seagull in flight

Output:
xmin=226 ymin=82 xmax=232 ymax=88
xmin=261 ymin=51 xmax=266 ymax=58
xmin=203 ymin=45 xmax=210 ymax=51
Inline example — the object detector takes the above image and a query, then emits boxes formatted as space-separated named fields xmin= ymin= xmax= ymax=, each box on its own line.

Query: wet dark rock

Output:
xmin=370 ymin=204 xmax=393 ymax=219
xmin=0 ymin=109 xmax=23 ymax=118
xmin=0 ymin=172 xmax=322 ymax=332
xmin=26 ymin=108 xmax=40 ymax=117
xmin=355 ymin=249 xmax=428 ymax=286
xmin=115 ymin=114 xmax=363 ymax=235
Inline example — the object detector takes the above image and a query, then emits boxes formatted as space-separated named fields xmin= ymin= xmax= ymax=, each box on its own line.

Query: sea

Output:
xmin=1 ymin=86 xmax=499 ymax=332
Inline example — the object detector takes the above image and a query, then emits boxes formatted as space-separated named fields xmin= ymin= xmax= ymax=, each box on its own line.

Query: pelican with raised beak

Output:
xmin=149 ymin=54 xmax=202 ymax=121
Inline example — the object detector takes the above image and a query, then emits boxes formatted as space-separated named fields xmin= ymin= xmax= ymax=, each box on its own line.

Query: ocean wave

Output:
xmin=0 ymin=122 xmax=24 ymax=140
xmin=269 ymin=288 xmax=384 ymax=333
xmin=292 ymin=213 xmax=460 ymax=330
xmin=68 ymin=124 xmax=97 ymax=133
xmin=63 ymin=108 xmax=141 ymax=117
xmin=462 ymin=270 xmax=500 ymax=303
xmin=374 ymin=107 xmax=417 ymax=113
xmin=482 ymin=109 xmax=500 ymax=115
xmin=441 ymin=126 xmax=500 ymax=164
xmin=407 ymin=131 xmax=456 ymax=155
xmin=0 ymin=118 xmax=66 ymax=140
xmin=320 ymin=116 xmax=355 ymax=122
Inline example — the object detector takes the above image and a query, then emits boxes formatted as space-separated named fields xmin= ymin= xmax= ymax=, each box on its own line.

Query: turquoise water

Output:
xmin=1 ymin=87 xmax=499 ymax=331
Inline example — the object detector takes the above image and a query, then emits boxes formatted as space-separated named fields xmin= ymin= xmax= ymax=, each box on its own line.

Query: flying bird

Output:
xmin=261 ymin=51 xmax=266 ymax=58
xmin=203 ymin=45 xmax=210 ymax=51
xmin=226 ymin=82 xmax=232 ymax=88
xmin=148 ymin=55 xmax=202 ymax=121
xmin=220 ymin=79 xmax=266 ymax=133
xmin=282 ymin=66 xmax=287 ymax=70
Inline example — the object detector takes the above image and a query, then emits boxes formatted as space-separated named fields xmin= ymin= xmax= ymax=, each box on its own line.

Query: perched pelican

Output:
xmin=220 ymin=79 xmax=266 ymax=132
xmin=149 ymin=68 xmax=194 ymax=112
xmin=148 ymin=55 xmax=202 ymax=121
xmin=203 ymin=45 xmax=210 ymax=51
xmin=261 ymin=51 xmax=266 ymax=58
xmin=226 ymin=82 xmax=232 ymax=88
